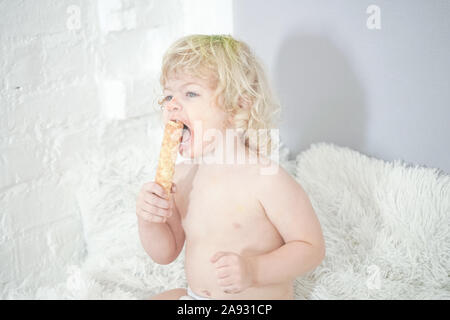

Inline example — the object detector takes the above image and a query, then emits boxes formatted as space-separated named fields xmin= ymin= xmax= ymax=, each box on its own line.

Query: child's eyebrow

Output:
xmin=164 ymin=82 xmax=203 ymax=91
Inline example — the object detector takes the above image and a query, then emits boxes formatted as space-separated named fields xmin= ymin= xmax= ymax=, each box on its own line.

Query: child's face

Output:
xmin=162 ymin=71 xmax=231 ymax=159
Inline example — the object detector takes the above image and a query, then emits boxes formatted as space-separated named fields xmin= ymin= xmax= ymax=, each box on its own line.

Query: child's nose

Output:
xmin=166 ymin=97 xmax=182 ymax=112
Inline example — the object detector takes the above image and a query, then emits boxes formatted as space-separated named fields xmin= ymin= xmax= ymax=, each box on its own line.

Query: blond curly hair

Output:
xmin=158 ymin=34 xmax=281 ymax=157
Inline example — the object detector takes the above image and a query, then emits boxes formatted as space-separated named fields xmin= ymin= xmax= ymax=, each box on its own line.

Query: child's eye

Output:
xmin=186 ymin=91 xmax=198 ymax=97
xmin=163 ymin=95 xmax=173 ymax=102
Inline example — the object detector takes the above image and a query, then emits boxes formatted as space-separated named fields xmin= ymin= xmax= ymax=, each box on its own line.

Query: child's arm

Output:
xmin=137 ymin=213 xmax=177 ymax=264
xmin=137 ymin=195 xmax=185 ymax=265
xmin=136 ymin=182 xmax=177 ymax=264
xmin=249 ymin=164 xmax=326 ymax=287
xmin=136 ymin=165 xmax=186 ymax=265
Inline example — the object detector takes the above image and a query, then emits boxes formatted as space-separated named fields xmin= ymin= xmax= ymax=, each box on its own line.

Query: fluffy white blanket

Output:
xmin=294 ymin=143 xmax=449 ymax=299
xmin=5 ymin=142 xmax=449 ymax=299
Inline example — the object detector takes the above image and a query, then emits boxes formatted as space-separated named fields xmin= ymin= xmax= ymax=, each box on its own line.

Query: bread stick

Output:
xmin=155 ymin=120 xmax=184 ymax=199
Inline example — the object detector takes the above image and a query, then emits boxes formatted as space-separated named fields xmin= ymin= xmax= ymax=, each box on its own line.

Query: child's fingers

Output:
xmin=223 ymin=286 xmax=239 ymax=294
xmin=144 ymin=193 xmax=170 ymax=209
xmin=142 ymin=203 xmax=169 ymax=218
xmin=146 ymin=182 xmax=168 ymax=199
xmin=152 ymin=215 xmax=166 ymax=223
xmin=146 ymin=213 xmax=166 ymax=223
xmin=210 ymin=251 xmax=229 ymax=264
xmin=216 ymin=268 xmax=231 ymax=279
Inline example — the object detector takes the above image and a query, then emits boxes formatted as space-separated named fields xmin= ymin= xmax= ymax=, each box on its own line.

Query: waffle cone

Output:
xmin=155 ymin=120 xmax=183 ymax=199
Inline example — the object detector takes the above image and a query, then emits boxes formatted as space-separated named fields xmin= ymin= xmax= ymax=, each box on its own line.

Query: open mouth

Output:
xmin=180 ymin=122 xmax=192 ymax=145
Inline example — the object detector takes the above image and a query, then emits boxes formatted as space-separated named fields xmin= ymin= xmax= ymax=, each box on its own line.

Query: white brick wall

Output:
xmin=0 ymin=0 xmax=232 ymax=292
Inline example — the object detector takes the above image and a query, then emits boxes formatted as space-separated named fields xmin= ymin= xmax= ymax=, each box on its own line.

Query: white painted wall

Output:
xmin=233 ymin=0 xmax=450 ymax=173
xmin=0 ymin=0 xmax=232 ymax=292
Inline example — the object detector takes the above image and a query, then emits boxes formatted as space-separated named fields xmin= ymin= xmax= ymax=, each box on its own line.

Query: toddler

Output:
xmin=135 ymin=34 xmax=325 ymax=300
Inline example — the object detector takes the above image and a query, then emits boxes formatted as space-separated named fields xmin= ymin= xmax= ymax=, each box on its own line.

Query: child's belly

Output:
xmin=184 ymin=242 xmax=294 ymax=300
xmin=182 ymin=204 xmax=292 ymax=299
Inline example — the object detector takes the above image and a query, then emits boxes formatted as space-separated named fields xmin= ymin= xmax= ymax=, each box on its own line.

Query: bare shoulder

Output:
xmin=253 ymin=157 xmax=305 ymax=200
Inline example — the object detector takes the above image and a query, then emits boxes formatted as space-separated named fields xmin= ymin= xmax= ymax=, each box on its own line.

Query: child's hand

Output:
xmin=136 ymin=181 xmax=176 ymax=223
xmin=210 ymin=251 xmax=255 ymax=294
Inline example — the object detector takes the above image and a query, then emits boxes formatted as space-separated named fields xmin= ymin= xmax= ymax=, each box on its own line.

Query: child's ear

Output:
xmin=238 ymin=95 xmax=252 ymax=110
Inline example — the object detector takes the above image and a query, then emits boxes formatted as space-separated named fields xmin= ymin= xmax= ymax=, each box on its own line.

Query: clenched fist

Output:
xmin=210 ymin=251 xmax=255 ymax=294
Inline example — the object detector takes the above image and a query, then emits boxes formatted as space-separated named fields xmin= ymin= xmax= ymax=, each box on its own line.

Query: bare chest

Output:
xmin=174 ymin=166 xmax=283 ymax=253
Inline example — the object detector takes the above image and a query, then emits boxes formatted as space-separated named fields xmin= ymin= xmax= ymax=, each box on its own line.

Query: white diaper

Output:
xmin=179 ymin=286 xmax=212 ymax=300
